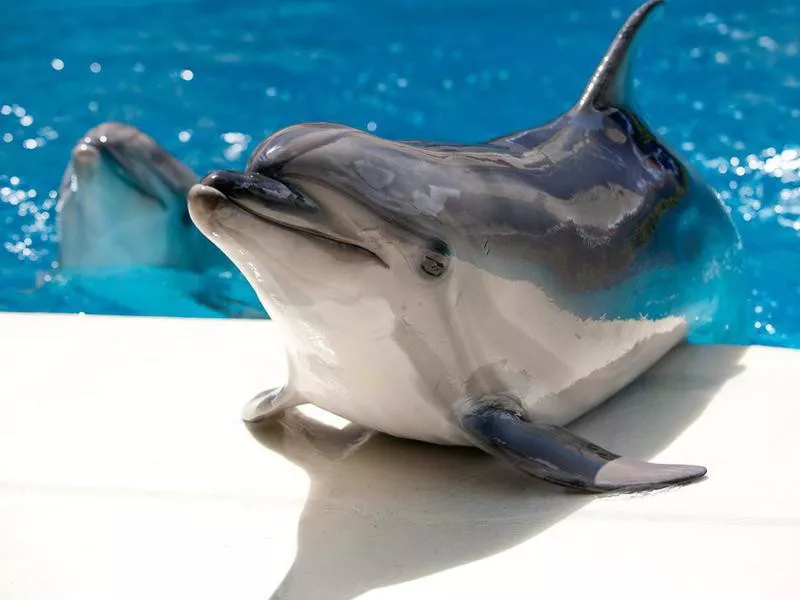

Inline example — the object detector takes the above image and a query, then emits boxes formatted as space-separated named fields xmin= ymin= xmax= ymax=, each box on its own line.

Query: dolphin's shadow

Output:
xmin=246 ymin=344 xmax=746 ymax=600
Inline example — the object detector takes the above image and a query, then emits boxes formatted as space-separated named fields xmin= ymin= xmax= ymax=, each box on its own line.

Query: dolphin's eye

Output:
xmin=420 ymin=239 xmax=451 ymax=278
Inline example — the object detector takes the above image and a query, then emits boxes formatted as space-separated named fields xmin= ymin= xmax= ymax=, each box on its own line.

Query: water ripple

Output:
xmin=0 ymin=0 xmax=799 ymax=344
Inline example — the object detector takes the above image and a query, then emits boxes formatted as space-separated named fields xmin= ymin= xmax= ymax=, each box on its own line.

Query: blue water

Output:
xmin=1 ymin=0 xmax=798 ymax=344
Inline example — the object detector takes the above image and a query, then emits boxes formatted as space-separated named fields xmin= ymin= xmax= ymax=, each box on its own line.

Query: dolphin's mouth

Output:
xmin=76 ymin=139 xmax=170 ymax=209
xmin=189 ymin=172 xmax=388 ymax=267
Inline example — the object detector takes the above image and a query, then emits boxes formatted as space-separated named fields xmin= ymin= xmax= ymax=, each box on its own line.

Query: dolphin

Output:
xmin=57 ymin=122 xmax=220 ymax=270
xmin=54 ymin=122 xmax=266 ymax=318
xmin=187 ymin=0 xmax=743 ymax=493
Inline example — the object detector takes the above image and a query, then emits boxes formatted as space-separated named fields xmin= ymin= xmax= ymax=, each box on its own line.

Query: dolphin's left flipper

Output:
xmin=458 ymin=397 xmax=706 ymax=493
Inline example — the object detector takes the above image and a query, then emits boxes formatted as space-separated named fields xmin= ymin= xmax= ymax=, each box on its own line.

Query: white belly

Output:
xmin=283 ymin=298 xmax=471 ymax=445
xmin=279 ymin=263 xmax=688 ymax=446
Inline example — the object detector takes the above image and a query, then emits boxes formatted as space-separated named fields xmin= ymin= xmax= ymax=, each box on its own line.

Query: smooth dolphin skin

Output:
xmin=188 ymin=0 xmax=743 ymax=493
xmin=57 ymin=122 xmax=221 ymax=270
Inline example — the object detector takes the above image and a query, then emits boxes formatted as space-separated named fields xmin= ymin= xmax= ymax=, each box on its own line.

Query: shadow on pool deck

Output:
xmin=246 ymin=343 xmax=746 ymax=600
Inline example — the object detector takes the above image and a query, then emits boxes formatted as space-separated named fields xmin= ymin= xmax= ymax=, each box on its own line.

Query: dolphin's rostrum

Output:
xmin=188 ymin=0 xmax=743 ymax=493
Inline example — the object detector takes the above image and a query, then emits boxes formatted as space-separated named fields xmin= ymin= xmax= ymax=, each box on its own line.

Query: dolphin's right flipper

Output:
xmin=457 ymin=396 xmax=706 ymax=493
xmin=242 ymin=387 xmax=300 ymax=423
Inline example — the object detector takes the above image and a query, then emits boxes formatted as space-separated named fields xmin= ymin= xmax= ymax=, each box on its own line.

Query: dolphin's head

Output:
xmin=188 ymin=124 xmax=455 ymax=311
xmin=57 ymin=122 xmax=201 ymax=270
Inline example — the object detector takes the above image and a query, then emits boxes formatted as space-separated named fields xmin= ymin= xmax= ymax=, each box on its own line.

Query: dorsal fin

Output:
xmin=574 ymin=0 xmax=664 ymax=112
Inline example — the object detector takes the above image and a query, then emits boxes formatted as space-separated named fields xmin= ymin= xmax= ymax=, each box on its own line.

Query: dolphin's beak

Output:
xmin=199 ymin=170 xmax=318 ymax=215
xmin=71 ymin=143 xmax=101 ymax=177
xmin=192 ymin=170 xmax=388 ymax=267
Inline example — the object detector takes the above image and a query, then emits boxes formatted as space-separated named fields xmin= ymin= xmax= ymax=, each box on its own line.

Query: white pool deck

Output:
xmin=1 ymin=311 xmax=799 ymax=599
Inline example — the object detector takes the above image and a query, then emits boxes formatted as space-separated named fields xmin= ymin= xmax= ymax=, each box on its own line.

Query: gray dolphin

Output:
xmin=54 ymin=122 xmax=267 ymax=318
xmin=57 ymin=122 xmax=221 ymax=270
xmin=187 ymin=0 xmax=743 ymax=493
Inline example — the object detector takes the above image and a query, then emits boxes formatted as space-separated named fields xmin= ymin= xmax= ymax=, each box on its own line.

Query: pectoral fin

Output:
xmin=242 ymin=387 xmax=300 ymax=423
xmin=458 ymin=398 xmax=706 ymax=493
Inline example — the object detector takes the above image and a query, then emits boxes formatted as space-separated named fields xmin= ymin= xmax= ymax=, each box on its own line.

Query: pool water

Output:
xmin=1 ymin=0 xmax=798 ymax=344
